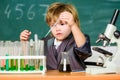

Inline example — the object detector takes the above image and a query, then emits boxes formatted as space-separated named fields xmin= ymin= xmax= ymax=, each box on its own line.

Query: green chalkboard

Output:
xmin=0 ymin=0 xmax=120 ymax=45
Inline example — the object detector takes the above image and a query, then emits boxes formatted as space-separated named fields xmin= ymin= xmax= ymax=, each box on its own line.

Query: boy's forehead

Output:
xmin=49 ymin=11 xmax=69 ymax=25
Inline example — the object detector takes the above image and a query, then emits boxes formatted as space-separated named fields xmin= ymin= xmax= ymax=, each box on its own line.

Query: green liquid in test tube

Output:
xmin=40 ymin=66 xmax=43 ymax=71
xmin=15 ymin=59 xmax=18 ymax=71
xmin=6 ymin=54 xmax=9 ymax=71
xmin=25 ymin=64 xmax=29 ymax=71
xmin=11 ymin=59 xmax=14 ymax=70
xmin=20 ymin=59 xmax=24 ymax=71
xmin=0 ymin=65 xmax=5 ymax=71
xmin=39 ymin=60 xmax=43 ymax=71
xmin=29 ymin=65 xmax=35 ymax=71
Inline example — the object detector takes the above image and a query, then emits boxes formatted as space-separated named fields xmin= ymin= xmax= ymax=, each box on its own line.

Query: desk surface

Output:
xmin=0 ymin=70 xmax=120 ymax=80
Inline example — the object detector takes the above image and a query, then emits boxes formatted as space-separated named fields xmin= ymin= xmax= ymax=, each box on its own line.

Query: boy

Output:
xmin=20 ymin=2 xmax=92 ymax=71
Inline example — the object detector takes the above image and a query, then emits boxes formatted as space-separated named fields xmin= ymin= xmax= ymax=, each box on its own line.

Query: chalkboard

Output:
xmin=0 ymin=0 xmax=120 ymax=45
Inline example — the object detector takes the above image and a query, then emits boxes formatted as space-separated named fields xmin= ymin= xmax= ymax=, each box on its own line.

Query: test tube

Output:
xmin=13 ymin=41 xmax=20 ymax=71
xmin=25 ymin=41 xmax=29 ymax=71
xmin=29 ymin=39 xmax=35 ymax=70
xmin=10 ymin=42 xmax=15 ymax=71
xmin=20 ymin=41 xmax=26 ymax=71
xmin=5 ymin=41 xmax=11 ymax=71
xmin=39 ymin=40 xmax=44 ymax=70
xmin=1 ymin=41 xmax=6 ymax=70
xmin=0 ymin=41 xmax=4 ymax=70
xmin=34 ymin=34 xmax=39 ymax=70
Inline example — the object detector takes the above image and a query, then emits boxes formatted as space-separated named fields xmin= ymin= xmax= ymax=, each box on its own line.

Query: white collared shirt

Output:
xmin=54 ymin=38 xmax=62 ymax=49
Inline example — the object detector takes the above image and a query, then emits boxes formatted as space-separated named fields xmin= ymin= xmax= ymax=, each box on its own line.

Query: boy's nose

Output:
xmin=55 ymin=24 xmax=61 ymax=31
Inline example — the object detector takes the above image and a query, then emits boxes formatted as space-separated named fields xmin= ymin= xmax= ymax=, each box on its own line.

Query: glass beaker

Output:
xmin=59 ymin=52 xmax=71 ymax=72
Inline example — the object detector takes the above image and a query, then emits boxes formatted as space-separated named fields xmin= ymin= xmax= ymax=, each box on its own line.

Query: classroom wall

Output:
xmin=0 ymin=0 xmax=120 ymax=45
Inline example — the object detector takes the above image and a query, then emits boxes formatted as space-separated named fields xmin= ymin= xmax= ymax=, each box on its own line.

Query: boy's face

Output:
xmin=50 ymin=11 xmax=74 ymax=41
xmin=50 ymin=21 xmax=71 ymax=41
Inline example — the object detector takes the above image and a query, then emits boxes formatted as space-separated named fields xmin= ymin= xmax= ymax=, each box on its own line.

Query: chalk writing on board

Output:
xmin=4 ymin=4 xmax=49 ymax=20
xmin=15 ymin=4 xmax=25 ymax=20
xmin=27 ymin=4 xmax=35 ymax=20
xmin=4 ymin=4 xmax=11 ymax=19
xmin=39 ymin=4 xmax=49 ymax=21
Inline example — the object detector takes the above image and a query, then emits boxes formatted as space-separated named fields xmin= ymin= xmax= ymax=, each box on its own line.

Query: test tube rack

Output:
xmin=0 ymin=55 xmax=46 ymax=74
xmin=0 ymin=38 xmax=46 ymax=74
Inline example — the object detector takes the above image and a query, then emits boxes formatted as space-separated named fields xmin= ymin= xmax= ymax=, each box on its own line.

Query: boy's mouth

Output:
xmin=56 ymin=33 xmax=62 ymax=36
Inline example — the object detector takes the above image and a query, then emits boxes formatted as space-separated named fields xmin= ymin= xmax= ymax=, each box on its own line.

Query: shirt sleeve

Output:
xmin=73 ymin=34 xmax=92 ymax=60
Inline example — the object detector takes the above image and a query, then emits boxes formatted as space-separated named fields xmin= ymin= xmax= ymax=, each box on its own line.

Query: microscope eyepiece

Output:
xmin=110 ymin=9 xmax=119 ymax=25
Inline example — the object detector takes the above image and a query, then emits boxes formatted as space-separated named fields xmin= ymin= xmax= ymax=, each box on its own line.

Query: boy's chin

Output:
xmin=56 ymin=37 xmax=64 ymax=41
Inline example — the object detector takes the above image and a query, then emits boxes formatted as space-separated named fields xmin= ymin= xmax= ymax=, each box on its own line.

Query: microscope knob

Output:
xmin=114 ymin=30 xmax=120 ymax=39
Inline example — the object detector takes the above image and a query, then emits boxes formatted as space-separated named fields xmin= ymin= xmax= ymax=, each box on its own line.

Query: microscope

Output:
xmin=86 ymin=9 xmax=120 ymax=74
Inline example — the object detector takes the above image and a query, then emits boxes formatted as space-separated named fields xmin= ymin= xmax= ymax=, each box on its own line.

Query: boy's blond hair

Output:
xmin=46 ymin=2 xmax=80 ymax=27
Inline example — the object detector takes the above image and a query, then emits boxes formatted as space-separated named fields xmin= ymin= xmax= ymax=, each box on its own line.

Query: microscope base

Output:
xmin=86 ymin=67 xmax=120 ymax=75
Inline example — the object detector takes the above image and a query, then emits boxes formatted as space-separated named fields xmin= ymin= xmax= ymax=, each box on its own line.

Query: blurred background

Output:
xmin=0 ymin=0 xmax=120 ymax=45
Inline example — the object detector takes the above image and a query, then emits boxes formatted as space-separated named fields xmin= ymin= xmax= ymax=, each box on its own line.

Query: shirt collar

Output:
xmin=54 ymin=38 xmax=62 ymax=49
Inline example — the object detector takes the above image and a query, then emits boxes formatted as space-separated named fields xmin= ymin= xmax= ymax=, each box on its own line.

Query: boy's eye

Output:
xmin=59 ymin=21 xmax=67 ymax=26
xmin=61 ymin=23 xmax=64 ymax=25
xmin=60 ymin=22 xmax=66 ymax=25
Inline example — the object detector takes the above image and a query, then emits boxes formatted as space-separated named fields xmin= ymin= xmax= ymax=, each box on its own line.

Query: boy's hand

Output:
xmin=20 ymin=30 xmax=31 ymax=41
xmin=59 ymin=11 xmax=75 ymax=28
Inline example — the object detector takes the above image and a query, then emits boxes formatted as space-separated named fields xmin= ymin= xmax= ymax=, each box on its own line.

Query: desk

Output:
xmin=0 ymin=70 xmax=120 ymax=80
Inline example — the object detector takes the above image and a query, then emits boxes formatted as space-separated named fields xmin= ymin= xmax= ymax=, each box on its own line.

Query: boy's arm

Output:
xmin=71 ymin=24 xmax=86 ymax=47
xmin=73 ymin=34 xmax=92 ymax=60
xmin=60 ymin=11 xmax=86 ymax=47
